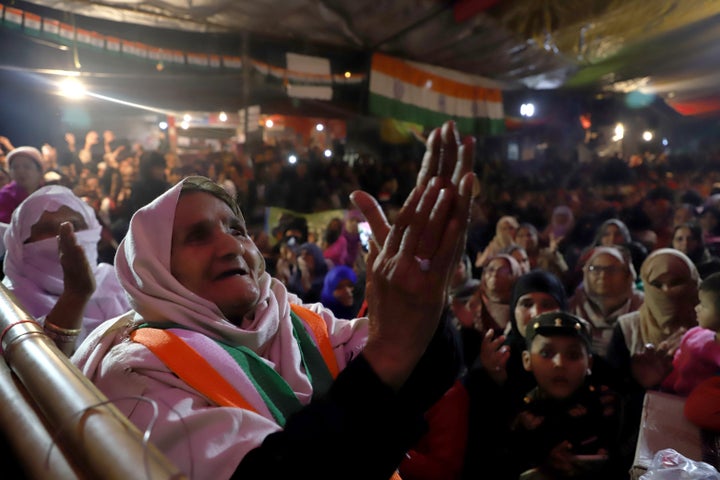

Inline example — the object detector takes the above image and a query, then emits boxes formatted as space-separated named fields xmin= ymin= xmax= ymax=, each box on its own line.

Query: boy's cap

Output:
xmin=525 ymin=311 xmax=592 ymax=349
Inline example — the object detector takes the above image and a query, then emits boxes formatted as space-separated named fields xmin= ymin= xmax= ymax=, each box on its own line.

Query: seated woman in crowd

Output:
xmin=515 ymin=222 xmax=568 ymax=279
xmin=286 ymin=241 xmax=329 ymax=303
xmin=593 ymin=218 xmax=632 ymax=248
xmin=320 ymin=265 xmax=358 ymax=319
xmin=608 ymin=248 xmax=699 ymax=389
xmin=454 ymin=254 xmax=521 ymax=369
xmin=671 ymin=221 xmax=719 ymax=278
xmin=502 ymin=244 xmax=530 ymax=274
xmin=566 ymin=217 xmax=634 ymax=296
xmin=322 ymin=217 xmax=348 ymax=268
xmin=605 ymin=248 xmax=700 ymax=468
xmin=3 ymin=185 xmax=130 ymax=354
xmin=474 ymin=215 xmax=518 ymax=268
xmin=569 ymin=246 xmax=644 ymax=357
xmin=73 ymin=120 xmax=475 ymax=479
xmin=0 ymin=147 xmax=45 ymax=223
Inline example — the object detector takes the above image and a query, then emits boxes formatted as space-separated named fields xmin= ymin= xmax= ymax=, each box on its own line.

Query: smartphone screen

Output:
xmin=358 ymin=221 xmax=371 ymax=252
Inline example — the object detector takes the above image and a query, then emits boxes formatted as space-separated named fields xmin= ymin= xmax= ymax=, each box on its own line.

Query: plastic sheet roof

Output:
xmin=13 ymin=0 xmax=720 ymax=115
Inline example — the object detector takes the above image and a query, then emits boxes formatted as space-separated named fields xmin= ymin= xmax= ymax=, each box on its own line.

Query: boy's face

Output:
xmin=522 ymin=334 xmax=591 ymax=400
xmin=696 ymin=290 xmax=720 ymax=331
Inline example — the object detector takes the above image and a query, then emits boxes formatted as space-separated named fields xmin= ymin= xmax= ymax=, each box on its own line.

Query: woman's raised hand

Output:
xmin=351 ymin=121 xmax=475 ymax=389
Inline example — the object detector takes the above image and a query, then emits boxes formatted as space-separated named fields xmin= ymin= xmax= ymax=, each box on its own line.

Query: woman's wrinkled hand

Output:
xmin=351 ymin=120 xmax=475 ymax=389
xmin=58 ymin=222 xmax=95 ymax=299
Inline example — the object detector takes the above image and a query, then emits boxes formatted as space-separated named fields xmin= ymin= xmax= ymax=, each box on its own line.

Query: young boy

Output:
xmin=511 ymin=312 xmax=619 ymax=479
xmin=662 ymin=272 xmax=720 ymax=396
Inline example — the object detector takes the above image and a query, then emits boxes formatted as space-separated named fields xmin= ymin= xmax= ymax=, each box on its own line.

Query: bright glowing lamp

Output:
xmin=58 ymin=77 xmax=86 ymax=99
xmin=324 ymin=149 xmax=332 ymax=158
xmin=613 ymin=123 xmax=624 ymax=141
xmin=266 ymin=119 xmax=274 ymax=128
xmin=642 ymin=131 xmax=653 ymax=142
xmin=219 ymin=112 xmax=228 ymax=122
xmin=288 ymin=155 xmax=297 ymax=164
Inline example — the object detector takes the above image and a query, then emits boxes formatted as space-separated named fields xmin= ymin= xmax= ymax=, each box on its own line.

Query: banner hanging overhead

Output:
xmin=369 ymin=53 xmax=505 ymax=135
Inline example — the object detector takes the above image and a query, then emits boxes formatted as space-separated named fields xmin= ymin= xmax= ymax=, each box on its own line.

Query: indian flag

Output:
xmin=106 ymin=36 xmax=120 ymax=52
xmin=4 ymin=7 xmax=23 ymax=28
xmin=369 ymin=53 xmax=505 ymax=135
xmin=24 ymin=12 xmax=41 ymax=35
xmin=43 ymin=18 xmax=59 ymax=37
xmin=222 ymin=55 xmax=242 ymax=69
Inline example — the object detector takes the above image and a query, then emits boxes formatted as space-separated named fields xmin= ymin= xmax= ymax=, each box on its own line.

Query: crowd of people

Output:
xmin=1 ymin=119 xmax=720 ymax=479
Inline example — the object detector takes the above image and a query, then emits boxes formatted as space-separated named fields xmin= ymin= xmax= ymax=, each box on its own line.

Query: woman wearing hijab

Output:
xmin=569 ymin=246 xmax=644 ymax=357
xmin=322 ymin=217 xmax=348 ymax=268
xmin=608 ymin=248 xmax=699 ymax=387
xmin=603 ymin=249 xmax=700 ymax=472
xmin=541 ymin=205 xmax=575 ymax=246
xmin=320 ymin=265 xmax=358 ymax=319
xmin=671 ymin=222 xmax=719 ymax=278
xmin=474 ymin=216 xmax=519 ymax=268
xmin=0 ymin=147 xmax=45 ymax=222
xmin=459 ymin=254 xmax=522 ymax=334
xmin=73 ymin=120 xmax=475 ymax=480
xmin=286 ymin=241 xmax=329 ymax=303
xmin=593 ymin=218 xmax=632 ymax=248
xmin=515 ymin=222 xmax=568 ymax=280
xmin=454 ymin=254 xmax=521 ymax=370
xmin=3 ymin=185 xmax=130 ymax=353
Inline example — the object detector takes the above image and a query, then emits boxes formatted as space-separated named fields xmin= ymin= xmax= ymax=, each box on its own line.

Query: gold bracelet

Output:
xmin=43 ymin=321 xmax=82 ymax=336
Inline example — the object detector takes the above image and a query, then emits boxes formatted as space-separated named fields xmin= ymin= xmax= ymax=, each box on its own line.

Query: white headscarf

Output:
xmin=2 ymin=185 xmax=130 ymax=340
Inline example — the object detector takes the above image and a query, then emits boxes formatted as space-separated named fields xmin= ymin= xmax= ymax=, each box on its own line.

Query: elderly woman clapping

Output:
xmin=3 ymin=185 xmax=130 ymax=354
xmin=73 ymin=121 xmax=475 ymax=479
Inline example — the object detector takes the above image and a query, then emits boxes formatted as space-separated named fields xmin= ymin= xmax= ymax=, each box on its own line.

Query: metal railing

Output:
xmin=0 ymin=284 xmax=185 ymax=479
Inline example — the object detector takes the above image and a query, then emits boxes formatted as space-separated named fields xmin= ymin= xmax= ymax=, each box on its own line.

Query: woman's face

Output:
xmin=10 ymin=156 xmax=43 ymax=193
xmin=515 ymin=227 xmax=537 ymax=251
xmin=333 ymin=279 xmax=355 ymax=307
xmin=600 ymin=224 xmax=624 ymax=246
xmin=27 ymin=206 xmax=88 ymax=243
xmin=585 ymin=253 xmax=628 ymax=298
xmin=483 ymin=258 xmax=514 ymax=300
xmin=514 ymin=292 xmax=560 ymax=337
xmin=672 ymin=227 xmax=699 ymax=255
xmin=170 ymin=191 xmax=265 ymax=323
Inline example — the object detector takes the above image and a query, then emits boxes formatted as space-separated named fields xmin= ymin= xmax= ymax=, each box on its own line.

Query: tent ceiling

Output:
xmin=13 ymin=0 xmax=720 ymax=115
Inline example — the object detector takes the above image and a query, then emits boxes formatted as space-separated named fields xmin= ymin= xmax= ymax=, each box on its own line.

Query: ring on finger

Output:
xmin=415 ymin=256 xmax=432 ymax=272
